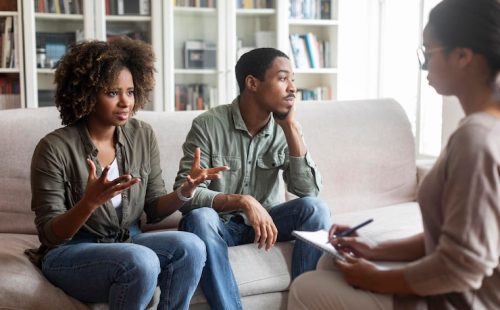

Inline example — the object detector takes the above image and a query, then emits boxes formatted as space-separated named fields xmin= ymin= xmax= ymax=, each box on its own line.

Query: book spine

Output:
xmin=117 ymin=0 xmax=124 ymax=15
xmin=1 ymin=17 xmax=12 ymax=68
xmin=63 ymin=0 xmax=70 ymax=14
xmin=54 ymin=0 xmax=61 ymax=14
xmin=139 ymin=0 xmax=150 ymax=15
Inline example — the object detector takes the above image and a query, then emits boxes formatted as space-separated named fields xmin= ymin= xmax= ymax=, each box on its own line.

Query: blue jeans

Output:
xmin=41 ymin=225 xmax=206 ymax=310
xmin=180 ymin=197 xmax=331 ymax=310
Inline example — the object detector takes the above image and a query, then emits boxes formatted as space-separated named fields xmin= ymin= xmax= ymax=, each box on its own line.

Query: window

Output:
xmin=338 ymin=0 xmax=443 ymax=157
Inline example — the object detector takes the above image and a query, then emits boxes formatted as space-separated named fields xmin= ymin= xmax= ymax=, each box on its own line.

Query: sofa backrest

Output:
xmin=0 ymin=98 xmax=416 ymax=234
xmin=294 ymin=99 xmax=417 ymax=214
xmin=0 ymin=107 xmax=62 ymax=234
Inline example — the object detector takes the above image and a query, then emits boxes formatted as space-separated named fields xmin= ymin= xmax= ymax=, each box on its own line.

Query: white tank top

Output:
xmin=107 ymin=158 xmax=122 ymax=208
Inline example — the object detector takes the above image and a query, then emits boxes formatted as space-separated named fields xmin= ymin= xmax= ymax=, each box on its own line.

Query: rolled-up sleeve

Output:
xmin=404 ymin=127 xmax=500 ymax=295
xmin=283 ymin=150 xmax=322 ymax=197
xmin=143 ymin=127 xmax=169 ymax=223
xmin=175 ymin=117 xmax=222 ymax=213
xmin=31 ymin=138 xmax=71 ymax=247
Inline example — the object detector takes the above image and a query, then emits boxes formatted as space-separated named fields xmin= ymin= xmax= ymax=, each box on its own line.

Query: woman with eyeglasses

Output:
xmin=287 ymin=0 xmax=500 ymax=309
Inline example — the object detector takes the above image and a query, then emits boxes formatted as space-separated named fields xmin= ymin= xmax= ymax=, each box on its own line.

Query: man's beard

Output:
xmin=272 ymin=111 xmax=289 ymax=120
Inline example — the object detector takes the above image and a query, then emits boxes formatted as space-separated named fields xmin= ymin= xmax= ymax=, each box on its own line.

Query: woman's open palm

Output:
xmin=82 ymin=159 xmax=140 ymax=210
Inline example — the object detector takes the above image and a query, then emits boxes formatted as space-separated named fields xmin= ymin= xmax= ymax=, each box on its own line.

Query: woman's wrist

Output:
xmin=176 ymin=184 xmax=196 ymax=202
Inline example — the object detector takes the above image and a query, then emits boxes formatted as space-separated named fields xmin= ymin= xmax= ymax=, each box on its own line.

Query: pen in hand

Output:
xmin=326 ymin=218 xmax=374 ymax=244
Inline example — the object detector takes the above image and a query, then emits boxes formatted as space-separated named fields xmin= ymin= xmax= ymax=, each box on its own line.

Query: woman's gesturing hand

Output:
xmin=180 ymin=147 xmax=229 ymax=197
xmin=82 ymin=159 xmax=140 ymax=211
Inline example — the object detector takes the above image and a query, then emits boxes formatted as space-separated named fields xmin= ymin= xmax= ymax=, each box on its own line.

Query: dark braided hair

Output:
xmin=54 ymin=38 xmax=156 ymax=125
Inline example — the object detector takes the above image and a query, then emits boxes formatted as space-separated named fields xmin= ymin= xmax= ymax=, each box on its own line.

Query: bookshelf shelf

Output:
xmin=236 ymin=9 xmax=276 ymax=16
xmin=0 ymin=68 xmax=20 ymax=73
xmin=34 ymin=13 xmax=84 ymax=20
xmin=0 ymin=12 xmax=18 ymax=17
xmin=288 ymin=19 xmax=338 ymax=26
xmin=37 ymin=69 xmax=56 ymax=74
xmin=174 ymin=7 xmax=217 ymax=15
xmin=106 ymin=15 xmax=152 ymax=22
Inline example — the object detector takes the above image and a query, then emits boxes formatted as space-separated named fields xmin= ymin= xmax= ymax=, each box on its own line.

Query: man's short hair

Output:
xmin=235 ymin=48 xmax=289 ymax=93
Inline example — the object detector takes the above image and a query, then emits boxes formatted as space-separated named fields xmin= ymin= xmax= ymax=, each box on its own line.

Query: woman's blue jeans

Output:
xmin=41 ymin=225 xmax=206 ymax=310
xmin=180 ymin=196 xmax=331 ymax=310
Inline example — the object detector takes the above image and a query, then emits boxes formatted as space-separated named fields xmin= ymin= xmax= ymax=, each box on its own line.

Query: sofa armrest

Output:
xmin=416 ymin=157 xmax=437 ymax=188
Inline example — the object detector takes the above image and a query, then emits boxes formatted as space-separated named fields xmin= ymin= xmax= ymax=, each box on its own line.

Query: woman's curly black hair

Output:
xmin=54 ymin=38 xmax=156 ymax=125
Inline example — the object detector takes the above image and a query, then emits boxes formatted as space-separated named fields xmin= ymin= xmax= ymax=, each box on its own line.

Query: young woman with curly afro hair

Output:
xmin=28 ymin=38 xmax=228 ymax=310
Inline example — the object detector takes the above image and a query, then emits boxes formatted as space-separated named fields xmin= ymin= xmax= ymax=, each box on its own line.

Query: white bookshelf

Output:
xmin=17 ymin=0 xmax=339 ymax=111
xmin=224 ymin=1 xmax=280 ymax=104
xmin=98 ymin=0 xmax=161 ymax=111
xmin=23 ymin=0 xmax=94 ymax=108
xmin=23 ymin=0 xmax=161 ymax=110
xmin=283 ymin=0 xmax=339 ymax=101
xmin=0 ymin=0 xmax=24 ymax=110
xmin=163 ymin=1 xmax=225 ymax=112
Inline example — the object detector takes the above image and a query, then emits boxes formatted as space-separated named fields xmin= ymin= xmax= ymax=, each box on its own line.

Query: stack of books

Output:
xmin=289 ymin=32 xmax=331 ymax=69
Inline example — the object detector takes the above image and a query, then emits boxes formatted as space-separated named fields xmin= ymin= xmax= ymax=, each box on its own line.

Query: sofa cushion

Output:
xmin=334 ymin=201 xmax=423 ymax=241
xmin=295 ymin=99 xmax=418 ymax=215
xmin=191 ymin=241 xmax=293 ymax=305
xmin=0 ymin=233 xmax=88 ymax=309
xmin=190 ymin=292 xmax=288 ymax=310
xmin=0 ymin=233 xmax=160 ymax=310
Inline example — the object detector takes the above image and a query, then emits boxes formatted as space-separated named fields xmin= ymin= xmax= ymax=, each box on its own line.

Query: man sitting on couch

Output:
xmin=174 ymin=47 xmax=331 ymax=309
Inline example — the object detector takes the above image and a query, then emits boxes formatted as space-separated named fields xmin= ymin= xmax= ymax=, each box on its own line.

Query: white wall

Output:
xmin=337 ymin=0 xmax=379 ymax=100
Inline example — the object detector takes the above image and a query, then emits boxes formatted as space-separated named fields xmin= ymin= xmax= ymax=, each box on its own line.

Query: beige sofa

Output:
xmin=0 ymin=99 xmax=427 ymax=309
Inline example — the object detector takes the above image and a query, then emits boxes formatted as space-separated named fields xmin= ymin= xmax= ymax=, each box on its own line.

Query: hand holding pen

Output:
xmin=328 ymin=219 xmax=376 ymax=259
xmin=327 ymin=218 xmax=373 ymax=243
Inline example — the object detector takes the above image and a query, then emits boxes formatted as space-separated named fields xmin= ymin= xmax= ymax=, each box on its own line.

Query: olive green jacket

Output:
xmin=27 ymin=119 xmax=167 ymax=264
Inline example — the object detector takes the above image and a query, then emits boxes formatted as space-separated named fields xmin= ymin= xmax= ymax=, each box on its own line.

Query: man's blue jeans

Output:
xmin=180 ymin=197 xmax=331 ymax=310
xmin=41 ymin=225 xmax=206 ymax=310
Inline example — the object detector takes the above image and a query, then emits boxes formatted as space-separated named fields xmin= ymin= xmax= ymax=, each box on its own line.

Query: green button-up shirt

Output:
xmin=174 ymin=97 xmax=322 ymax=222
xmin=28 ymin=119 xmax=168 ymax=263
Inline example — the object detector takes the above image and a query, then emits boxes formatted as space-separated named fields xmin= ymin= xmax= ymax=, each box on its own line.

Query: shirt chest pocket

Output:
xmin=256 ymin=154 xmax=285 ymax=181
xmin=128 ymin=167 xmax=149 ymax=203
xmin=211 ymin=156 xmax=242 ymax=190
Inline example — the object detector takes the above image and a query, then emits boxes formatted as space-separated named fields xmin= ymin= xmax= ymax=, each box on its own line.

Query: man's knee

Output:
xmin=180 ymin=208 xmax=222 ymax=239
xmin=301 ymin=197 xmax=330 ymax=218
xmin=296 ymin=197 xmax=331 ymax=228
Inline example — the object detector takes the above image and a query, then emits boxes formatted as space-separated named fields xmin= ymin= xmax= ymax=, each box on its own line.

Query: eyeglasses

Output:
xmin=417 ymin=46 xmax=447 ymax=70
